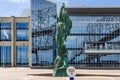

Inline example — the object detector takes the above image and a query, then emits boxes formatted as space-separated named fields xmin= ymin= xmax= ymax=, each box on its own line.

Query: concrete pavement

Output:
xmin=0 ymin=67 xmax=119 ymax=80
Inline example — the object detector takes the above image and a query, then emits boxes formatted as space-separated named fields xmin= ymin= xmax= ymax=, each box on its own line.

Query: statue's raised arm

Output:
xmin=59 ymin=3 xmax=65 ymax=22
xmin=58 ymin=3 xmax=72 ymax=40
xmin=62 ymin=11 xmax=72 ymax=40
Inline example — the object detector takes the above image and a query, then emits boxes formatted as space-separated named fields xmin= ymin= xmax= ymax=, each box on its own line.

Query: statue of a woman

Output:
xmin=52 ymin=3 xmax=72 ymax=77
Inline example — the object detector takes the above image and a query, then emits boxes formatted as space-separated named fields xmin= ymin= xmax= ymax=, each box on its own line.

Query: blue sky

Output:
xmin=0 ymin=0 xmax=120 ymax=17
xmin=0 ymin=0 xmax=30 ymax=17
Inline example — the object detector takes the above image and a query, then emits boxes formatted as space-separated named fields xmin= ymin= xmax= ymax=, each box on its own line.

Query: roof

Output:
xmin=65 ymin=7 xmax=120 ymax=15
xmin=45 ymin=0 xmax=57 ymax=5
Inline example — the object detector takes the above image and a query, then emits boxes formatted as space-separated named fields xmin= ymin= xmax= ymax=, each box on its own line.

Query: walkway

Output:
xmin=0 ymin=67 xmax=119 ymax=80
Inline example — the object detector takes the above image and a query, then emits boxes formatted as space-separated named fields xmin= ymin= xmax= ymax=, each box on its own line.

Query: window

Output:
xmin=1 ymin=22 xmax=11 ymax=28
xmin=16 ymin=22 xmax=28 ymax=29
xmin=16 ymin=22 xmax=28 ymax=41
xmin=0 ymin=22 xmax=11 ymax=41
xmin=0 ymin=46 xmax=11 ymax=66
xmin=16 ymin=46 xmax=28 ymax=66
xmin=16 ymin=30 xmax=28 ymax=41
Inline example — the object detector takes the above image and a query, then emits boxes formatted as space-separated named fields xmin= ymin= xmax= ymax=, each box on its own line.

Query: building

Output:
xmin=65 ymin=7 xmax=120 ymax=68
xmin=0 ymin=7 xmax=120 ymax=68
xmin=0 ymin=16 xmax=30 ymax=67
xmin=31 ymin=0 xmax=120 ymax=68
xmin=21 ymin=8 xmax=30 ymax=17
xmin=31 ymin=0 xmax=57 ymax=68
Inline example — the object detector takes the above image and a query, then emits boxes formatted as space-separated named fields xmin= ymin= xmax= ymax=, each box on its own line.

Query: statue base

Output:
xmin=52 ymin=70 xmax=67 ymax=77
xmin=52 ymin=56 xmax=68 ymax=77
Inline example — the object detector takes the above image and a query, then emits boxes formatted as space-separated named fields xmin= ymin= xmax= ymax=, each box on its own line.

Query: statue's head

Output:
xmin=62 ymin=3 xmax=65 ymax=7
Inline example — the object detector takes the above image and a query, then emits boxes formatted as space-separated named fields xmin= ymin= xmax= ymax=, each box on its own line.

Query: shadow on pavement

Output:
xmin=28 ymin=73 xmax=120 ymax=77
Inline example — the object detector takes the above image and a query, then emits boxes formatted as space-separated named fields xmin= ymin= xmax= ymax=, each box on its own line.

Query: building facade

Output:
xmin=30 ymin=0 xmax=120 ymax=68
xmin=31 ymin=0 xmax=57 ymax=68
xmin=0 ymin=16 xmax=30 ymax=67
xmin=65 ymin=7 xmax=120 ymax=68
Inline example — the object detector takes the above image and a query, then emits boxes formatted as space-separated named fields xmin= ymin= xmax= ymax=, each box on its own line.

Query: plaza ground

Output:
xmin=0 ymin=67 xmax=120 ymax=80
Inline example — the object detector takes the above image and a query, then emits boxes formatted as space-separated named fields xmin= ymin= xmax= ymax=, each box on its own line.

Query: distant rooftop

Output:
xmin=21 ymin=8 xmax=30 ymax=17
xmin=65 ymin=7 xmax=120 ymax=15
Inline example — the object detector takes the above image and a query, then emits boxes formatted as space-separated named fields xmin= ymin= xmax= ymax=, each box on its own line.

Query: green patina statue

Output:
xmin=52 ymin=3 xmax=72 ymax=77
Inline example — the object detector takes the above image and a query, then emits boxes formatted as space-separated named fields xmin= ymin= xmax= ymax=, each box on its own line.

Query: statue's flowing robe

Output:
xmin=53 ymin=3 xmax=72 ymax=77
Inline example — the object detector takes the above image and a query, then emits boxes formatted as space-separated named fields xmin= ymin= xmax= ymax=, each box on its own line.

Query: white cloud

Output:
xmin=8 ymin=0 xmax=28 ymax=3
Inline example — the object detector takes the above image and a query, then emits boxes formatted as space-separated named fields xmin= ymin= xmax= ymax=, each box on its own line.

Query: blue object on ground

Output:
xmin=70 ymin=77 xmax=74 ymax=80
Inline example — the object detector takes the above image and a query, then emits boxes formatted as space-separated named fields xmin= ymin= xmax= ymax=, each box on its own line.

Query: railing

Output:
xmin=85 ymin=46 xmax=120 ymax=50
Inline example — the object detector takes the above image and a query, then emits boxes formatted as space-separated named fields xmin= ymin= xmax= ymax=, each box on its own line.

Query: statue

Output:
xmin=52 ymin=3 xmax=72 ymax=77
